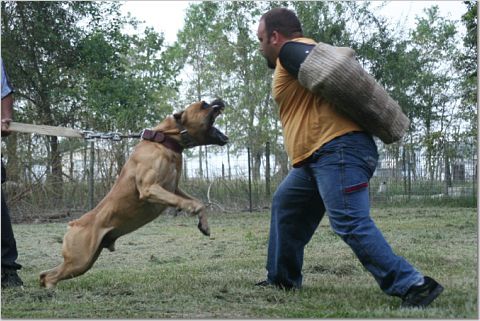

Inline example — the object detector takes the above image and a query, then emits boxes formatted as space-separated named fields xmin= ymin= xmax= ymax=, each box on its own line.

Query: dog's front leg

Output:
xmin=175 ymin=187 xmax=209 ymax=236
xmin=139 ymin=184 xmax=210 ymax=236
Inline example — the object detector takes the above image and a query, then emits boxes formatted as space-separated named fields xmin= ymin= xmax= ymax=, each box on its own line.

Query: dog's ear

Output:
xmin=209 ymin=99 xmax=225 ymax=108
xmin=173 ymin=111 xmax=183 ymax=120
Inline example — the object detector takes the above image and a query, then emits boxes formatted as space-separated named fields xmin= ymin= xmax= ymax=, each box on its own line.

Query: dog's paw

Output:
xmin=198 ymin=221 xmax=210 ymax=236
xmin=183 ymin=200 xmax=205 ymax=215
xmin=39 ymin=271 xmax=56 ymax=289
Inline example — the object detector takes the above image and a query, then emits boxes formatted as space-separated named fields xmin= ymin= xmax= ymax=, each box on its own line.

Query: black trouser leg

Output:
xmin=1 ymin=189 xmax=21 ymax=270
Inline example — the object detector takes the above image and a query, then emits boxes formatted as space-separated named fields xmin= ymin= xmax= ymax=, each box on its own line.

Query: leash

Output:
xmin=82 ymin=130 xmax=142 ymax=141
xmin=8 ymin=122 xmax=188 ymax=153
xmin=10 ymin=122 xmax=143 ymax=141
xmin=9 ymin=122 xmax=84 ymax=138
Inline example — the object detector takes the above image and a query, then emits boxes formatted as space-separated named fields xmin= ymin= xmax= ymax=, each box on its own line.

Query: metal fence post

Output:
xmin=88 ymin=140 xmax=95 ymax=210
xmin=265 ymin=141 xmax=271 ymax=198
xmin=205 ymin=146 xmax=209 ymax=182
xmin=247 ymin=147 xmax=252 ymax=212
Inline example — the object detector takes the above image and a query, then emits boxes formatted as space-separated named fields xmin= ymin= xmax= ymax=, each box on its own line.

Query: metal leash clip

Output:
xmin=109 ymin=132 xmax=122 ymax=141
xmin=82 ymin=130 xmax=96 ymax=140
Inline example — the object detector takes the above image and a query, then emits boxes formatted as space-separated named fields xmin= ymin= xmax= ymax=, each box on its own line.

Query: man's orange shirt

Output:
xmin=272 ymin=37 xmax=362 ymax=167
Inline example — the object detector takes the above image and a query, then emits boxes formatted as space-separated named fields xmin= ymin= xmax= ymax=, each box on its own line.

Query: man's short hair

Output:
xmin=261 ymin=7 xmax=303 ymax=39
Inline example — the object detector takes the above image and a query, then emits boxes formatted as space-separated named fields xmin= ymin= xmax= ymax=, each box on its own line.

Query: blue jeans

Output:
xmin=266 ymin=132 xmax=423 ymax=296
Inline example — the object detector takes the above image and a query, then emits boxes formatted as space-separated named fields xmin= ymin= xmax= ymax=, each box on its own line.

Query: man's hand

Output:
xmin=1 ymin=118 xmax=12 ymax=136
xmin=1 ymin=92 xmax=14 ymax=137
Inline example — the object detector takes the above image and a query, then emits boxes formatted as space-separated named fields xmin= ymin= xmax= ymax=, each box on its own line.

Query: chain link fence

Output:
xmin=181 ymin=141 xmax=478 ymax=210
xmin=2 ymin=135 xmax=477 ymax=223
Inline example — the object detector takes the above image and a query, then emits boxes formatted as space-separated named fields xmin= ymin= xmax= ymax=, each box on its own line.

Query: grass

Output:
xmin=1 ymin=207 xmax=477 ymax=318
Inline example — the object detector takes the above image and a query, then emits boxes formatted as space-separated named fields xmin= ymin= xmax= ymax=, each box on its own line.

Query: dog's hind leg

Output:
xmin=39 ymin=224 xmax=113 ymax=288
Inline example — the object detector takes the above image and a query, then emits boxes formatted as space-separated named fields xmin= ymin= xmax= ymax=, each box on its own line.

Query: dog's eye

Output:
xmin=201 ymin=101 xmax=209 ymax=109
xmin=173 ymin=111 xmax=183 ymax=120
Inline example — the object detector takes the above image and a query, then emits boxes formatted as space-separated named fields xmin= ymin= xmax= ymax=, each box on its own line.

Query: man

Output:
xmin=1 ymin=57 xmax=23 ymax=288
xmin=255 ymin=7 xmax=443 ymax=308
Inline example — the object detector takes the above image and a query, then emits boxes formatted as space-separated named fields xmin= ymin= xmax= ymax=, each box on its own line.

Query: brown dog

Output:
xmin=39 ymin=100 xmax=228 ymax=288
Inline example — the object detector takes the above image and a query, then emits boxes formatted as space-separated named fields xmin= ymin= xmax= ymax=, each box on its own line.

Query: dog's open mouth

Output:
xmin=209 ymin=127 xmax=228 ymax=146
xmin=208 ymin=104 xmax=228 ymax=146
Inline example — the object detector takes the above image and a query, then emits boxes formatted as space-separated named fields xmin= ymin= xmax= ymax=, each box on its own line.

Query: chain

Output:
xmin=81 ymin=130 xmax=142 ymax=141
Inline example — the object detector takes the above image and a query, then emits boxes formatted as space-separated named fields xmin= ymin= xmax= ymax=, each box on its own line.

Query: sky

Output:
xmin=120 ymin=1 xmax=190 ymax=43
xmin=120 ymin=1 xmax=467 ymax=44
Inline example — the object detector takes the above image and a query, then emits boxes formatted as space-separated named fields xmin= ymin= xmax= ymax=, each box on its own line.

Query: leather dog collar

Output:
xmin=175 ymin=118 xmax=199 ymax=148
xmin=141 ymin=129 xmax=184 ymax=154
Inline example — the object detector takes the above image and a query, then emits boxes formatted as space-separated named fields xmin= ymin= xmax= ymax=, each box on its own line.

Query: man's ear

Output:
xmin=173 ymin=111 xmax=183 ymax=121
xmin=271 ymin=30 xmax=280 ymax=45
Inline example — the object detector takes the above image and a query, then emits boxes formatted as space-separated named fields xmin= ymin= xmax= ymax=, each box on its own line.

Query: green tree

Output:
xmin=218 ymin=1 xmax=279 ymax=180
xmin=455 ymin=1 xmax=477 ymax=140
xmin=1 ymin=2 xmax=106 ymax=199
xmin=1 ymin=1 xmax=181 ymax=198
xmin=410 ymin=6 xmax=461 ymax=181
xmin=176 ymin=1 xmax=226 ymax=179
